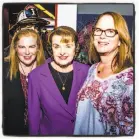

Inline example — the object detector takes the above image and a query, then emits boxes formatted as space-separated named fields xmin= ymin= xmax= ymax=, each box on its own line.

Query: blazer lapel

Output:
xmin=67 ymin=62 xmax=81 ymax=115
xmin=40 ymin=59 xmax=73 ymax=116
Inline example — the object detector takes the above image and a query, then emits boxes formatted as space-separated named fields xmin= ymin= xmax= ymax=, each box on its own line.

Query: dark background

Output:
xmin=3 ymin=3 xmax=56 ymax=49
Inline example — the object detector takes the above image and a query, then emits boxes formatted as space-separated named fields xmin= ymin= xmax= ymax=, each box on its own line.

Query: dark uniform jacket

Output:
xmin=3 ymin=62 xmax=28 ymax=135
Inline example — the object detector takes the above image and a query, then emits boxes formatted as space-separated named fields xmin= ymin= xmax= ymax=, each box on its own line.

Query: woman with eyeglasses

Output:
xmin=74 ymin=12 xmax=133 ymax=135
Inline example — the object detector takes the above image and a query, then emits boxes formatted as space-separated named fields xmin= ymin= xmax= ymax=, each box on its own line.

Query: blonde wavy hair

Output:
xmin=5 ymin=29 xmax=45 ymax=80
xmin=89 ymin=11 xmax=133 ymax=73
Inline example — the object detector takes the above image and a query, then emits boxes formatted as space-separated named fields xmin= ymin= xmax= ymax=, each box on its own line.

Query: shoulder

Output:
xmin=116 ymin=67 xmax=133 ymax=86
xmin=123 ymin=67 xmax=133 ymax=78
xmin=126 ymin=67 xmax=133 ymax=73
xmin=74 ymin=61 xmax=90 ymax=70
xmin=117 ymin=67 xmax=133 ymax=78
xmin=88 ymin=63 xmax=98 ymax=73
xmin=3 ymin=61 xmax=10 ymax=79
xmin=125 ymin=67 xmax=133 ymax=77
xmin=28 ymin=60 xmax=48 ymax=78
xmin=82 ymin=63 xmax=98 ymax=79
xmin=3 ymin=61 xmax=10 ymax=69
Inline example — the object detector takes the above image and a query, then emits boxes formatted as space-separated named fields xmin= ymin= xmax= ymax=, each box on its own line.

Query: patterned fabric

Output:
xmin=20 ymin=73 xmax=28 ymax=126
xmin=74 ymin=63 xmax=134 ymax=135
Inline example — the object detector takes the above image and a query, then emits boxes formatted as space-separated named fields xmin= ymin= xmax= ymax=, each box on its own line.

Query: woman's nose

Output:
xmin=25 ymin=48 xmax=30 ymax=55
xmin=60 ymin=47 xmax=65 ymax=55
xmin=100 ymin=31 xmax=106 ymax=38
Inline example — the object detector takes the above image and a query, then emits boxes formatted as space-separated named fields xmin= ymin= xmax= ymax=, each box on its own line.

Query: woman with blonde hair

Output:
xmin=74 ymin=12 xmax=133 ymax=135
xmin=3 ymin=29 xmax=45 ymax=135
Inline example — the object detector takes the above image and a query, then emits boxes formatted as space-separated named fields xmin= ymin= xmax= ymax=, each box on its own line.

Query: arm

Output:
xmin=28 ymin=73 xmax=41 ymax=135
xmin=120 ymin=69 xmax=134 ymax=135
xmin=120 ymin=84 xmax=134 ymax=135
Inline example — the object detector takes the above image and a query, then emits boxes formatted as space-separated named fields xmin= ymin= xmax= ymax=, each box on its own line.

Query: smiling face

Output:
xmin=52 ymin=35 xmax=76 ymax=68
xmin=16 ymin=36 xmax=38 ymax=66
xmin=93 ymin=15 xmax=120 ymax=55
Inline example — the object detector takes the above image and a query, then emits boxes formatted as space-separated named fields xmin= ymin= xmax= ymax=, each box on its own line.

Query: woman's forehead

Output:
xmin=52 ymin=35 xmax=74 ymax=43
xmin=96 ymin=15 xmax=115 ymax=29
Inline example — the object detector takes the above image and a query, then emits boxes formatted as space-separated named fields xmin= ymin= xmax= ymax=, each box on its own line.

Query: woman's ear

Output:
xmin=118 ymin=41 xmax=121 ymax=46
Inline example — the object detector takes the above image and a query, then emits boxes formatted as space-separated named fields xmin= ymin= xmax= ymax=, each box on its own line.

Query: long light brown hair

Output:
xmin=5 ymin=29 xmax=45 ymax=80
xmin=89 ymin=11 xmax=133 ymax=73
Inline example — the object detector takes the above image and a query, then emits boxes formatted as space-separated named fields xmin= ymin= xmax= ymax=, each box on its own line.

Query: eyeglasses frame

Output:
xmin=92 ymin=28 xmax=118 ymax=37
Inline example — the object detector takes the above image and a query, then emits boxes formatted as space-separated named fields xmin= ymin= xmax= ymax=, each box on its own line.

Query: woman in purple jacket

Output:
xmin=28 ymin=26 xmax=89 ymax=135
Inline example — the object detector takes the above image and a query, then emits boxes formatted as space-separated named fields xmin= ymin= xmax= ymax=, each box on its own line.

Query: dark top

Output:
xmin=3 ymin=62 xmax=28 ymax=136
xmin=48 ymin=63 xmax=73 ymax=104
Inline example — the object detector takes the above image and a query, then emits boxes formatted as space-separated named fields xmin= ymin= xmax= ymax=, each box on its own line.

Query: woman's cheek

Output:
xmin=16 ymin=50 xmax=24 ymax=56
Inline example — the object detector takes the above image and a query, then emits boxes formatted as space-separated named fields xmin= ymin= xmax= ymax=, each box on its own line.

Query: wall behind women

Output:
xmin=57 ymin=4 xmax=77 ymax=30
xmin=77 ymin=4 xmax=134 ymax=15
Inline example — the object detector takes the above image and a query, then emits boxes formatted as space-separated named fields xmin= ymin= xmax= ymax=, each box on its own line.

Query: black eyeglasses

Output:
xmin=93 ymin=28 xmax=118 ymax=37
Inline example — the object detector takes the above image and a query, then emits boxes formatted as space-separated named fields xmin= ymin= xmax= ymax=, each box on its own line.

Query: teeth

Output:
xmin=99 ymin=42 xmax=108 ymax=45
xmin=24 ymin=56 xmax=31 ymax=59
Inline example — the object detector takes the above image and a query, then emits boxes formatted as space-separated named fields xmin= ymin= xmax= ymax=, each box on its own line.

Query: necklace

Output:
xmin=97 ymin=65 xmax=103 ymax=74
xmin=97 ymin=63 xmax=113 ymax=75
xmin=98 ymin=70 xmax=101 ymax=74
xmin=19 ymin=62 xmax=35 ymax=82
xmin=57 ymin=71 xmax=69 ymax=91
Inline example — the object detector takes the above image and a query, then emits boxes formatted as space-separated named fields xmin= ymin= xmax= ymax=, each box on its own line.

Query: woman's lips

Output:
xmin=58 ymin=56 xmax=68 ymax=60
xmin=98 ymin=41 xmax=109 ymax=46
xmin=98 ymin=41 xmax=109 ymax=45
xmin=24 ymin=56 xmax=32 ymax=60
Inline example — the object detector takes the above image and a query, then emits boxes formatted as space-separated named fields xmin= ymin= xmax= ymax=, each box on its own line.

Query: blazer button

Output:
xmin=71 ymin=119 xmax=75 ymax=123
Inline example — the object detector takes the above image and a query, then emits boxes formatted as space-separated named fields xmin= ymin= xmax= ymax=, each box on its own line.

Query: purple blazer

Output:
xmin=28 ymin=58 xmax=89 ymax=135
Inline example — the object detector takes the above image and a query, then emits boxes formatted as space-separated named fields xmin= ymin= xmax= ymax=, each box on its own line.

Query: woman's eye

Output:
xmin=54 ymin=46 xmax=59 ymax=49
xmin=95 ymin=28 xmax=101 ymax=32
xmin=66 ymin=45 xmax=71 ymax=48
xmin=30 ymin=45 xmax=36 ymax=48
xmin=107 ymin=29 xmax=114 ymax=33
xmin=53 ymin=44 xmax=59 ymax=48
xmin=96 ymin=29 xmax=101 ymax=32
xmin=18 ymin=45 xmax=25 ymax=48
